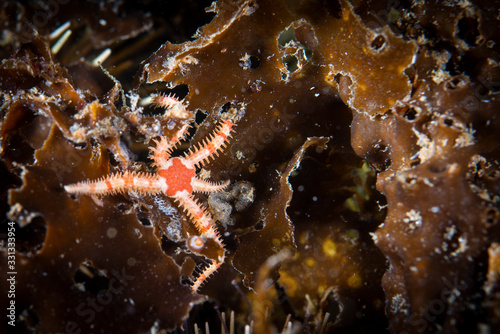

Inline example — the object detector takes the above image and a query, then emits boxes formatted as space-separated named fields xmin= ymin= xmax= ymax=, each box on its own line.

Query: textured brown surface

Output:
xmin=348 ymin=1 xmax=500 ymax=332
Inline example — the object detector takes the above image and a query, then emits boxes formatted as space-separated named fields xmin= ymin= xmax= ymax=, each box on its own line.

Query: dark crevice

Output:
xmin=278 ymin=26 xmax=295 ymax=47
xmin=143 ymin=84 xmax=190 ymax=116
xmin=370 ymin=35 xmax=386 ymax=51
xmin=74 ymin=261 xmax=110 ymax=295
xmin=283 ymin=55 xmax=298 ymax=72
xmin=445 ymin=77 xmax=465 ymax=90
xmin=18 ymin=305 xmax=40 ymax=331
xmin=161 ymin=233 xmax=180 ymax=257
xmin=457 ymin=15 xmax=481 ymax=47
xmin=254 ymin=220 xmax=265 ymax=231
xmin=403 ymin=107 xmax=417 ymax=121
xmin=137 ymin=212 xmax=152 ymax=227
xmin=483 ymin=207 xmax=499 ymax=227
xmin=366 ymin=145 xmax=391 ymax=172
xmin=2 ymin=218 xmax=47 ymax=255
xmin=248 ymin=55 xmax=261 ymax=69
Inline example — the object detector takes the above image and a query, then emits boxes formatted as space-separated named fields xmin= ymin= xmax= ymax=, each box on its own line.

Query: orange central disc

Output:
xmin=158 ymin=158 xmax=196 ymax=197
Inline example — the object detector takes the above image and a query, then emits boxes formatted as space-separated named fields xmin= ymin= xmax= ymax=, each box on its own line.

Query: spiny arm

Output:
xmin=149 ymin=122 xmax=190 ymax=168
xmin=185 ymin=120 xmax=234 ymax=168
xmin=191 ymin=261 xmax=222 ymax=292
xmin=191 ymin=178 xmax=230 ymax=194
xmin=174 ymin=190 xmax=223 ymax=245
xmin=64 ymin=171 xmax=164 ymax=196
xmin=174 ymin=190 xmax=226 ymax=292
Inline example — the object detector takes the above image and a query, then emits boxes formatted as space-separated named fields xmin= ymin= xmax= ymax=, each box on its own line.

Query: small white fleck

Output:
xmin=444 ymin=225 xmax=456 ymax=241
xmin=403 ymin=209 xmax=422 ymax=231
xmin=430 ymin=206 xmax=440 ymax=213
xmin=134 ymin=228 xmax=142 ymax=238
xmin=297 ymin=185 xmax=304 ymax=192
xmin=451 ymin=235 xmax=469 ymax=257
xmin=312 ymin=196 xmax=318 ymax=201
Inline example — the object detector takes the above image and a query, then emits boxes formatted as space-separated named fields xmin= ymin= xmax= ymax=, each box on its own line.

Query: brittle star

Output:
xmin=65 ymin=95 xmax=234 ymax=291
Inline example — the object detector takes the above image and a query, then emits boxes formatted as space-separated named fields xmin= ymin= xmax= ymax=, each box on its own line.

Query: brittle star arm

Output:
xmin=185 ymin=120 xmax=234 ymax=168
xmin=149 ymin=122 xmax=191 ymax=168
xmin=174 ymin=190 xmax=223 ymax=245
xmin=191 ymin=177 xmax=230 ymax=194
xmin=174 ymin=190 xmax=226 ymax=291
xmin=191 ymin=261 xmax=222 ymax=292
xmin=64 ymin=171 xmax=164 ymax=196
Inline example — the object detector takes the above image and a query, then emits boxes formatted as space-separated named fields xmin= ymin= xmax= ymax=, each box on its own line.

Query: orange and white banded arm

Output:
xmin=149 ymin=122 xmax=191 ymax=168
xmin=185 ymin=120 xmax=234 ymax=168
xmin=174 ymin=190 xmax=222 ymax=244
xmin=191 ymin=261 xmax=222 ymax=292
xmin=64 ymin=171 xmax=164 ymax=196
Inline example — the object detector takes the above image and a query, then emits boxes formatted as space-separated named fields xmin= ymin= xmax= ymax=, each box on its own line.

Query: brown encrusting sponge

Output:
xmin=0 ymin=0 xmax=498 ymax=333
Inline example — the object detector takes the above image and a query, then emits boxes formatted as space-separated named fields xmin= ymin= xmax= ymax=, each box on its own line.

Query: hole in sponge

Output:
xmin=403 ymin=107 xmax=417 ymax=121
xmin=254 ymin=220 xmax=265 ymax=231
xmin=18 ymin=306 xmax=40 ymax=331
xmin=278 ymin=26 xmax=295 ymax=47
xmin=457 ymin=15 xmax=482 ymax=47
xmin=370 ymin=35 xmax=386 ymax=51
xmin=283 ymin=55 xmax=298 ymax=72
xmin=74 ymin=261 xmax=110 ymax=295
xmin=137 ymin=212 xmax=152 ymax=227
xmin=483 ymin=207 xmax=499 ymax=227
xmin=4 ymin=217 xmax=47 ymax=255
